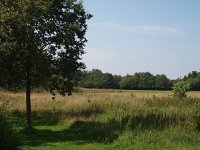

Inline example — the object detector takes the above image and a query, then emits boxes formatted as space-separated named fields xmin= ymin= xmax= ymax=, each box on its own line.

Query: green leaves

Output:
xmin=48 ymin=75 xmax=74 ymax=97
xmin=172 ymin=81 xmax=190 ymax=98
xmin=0 ymin=0 xmax=91 ymax=95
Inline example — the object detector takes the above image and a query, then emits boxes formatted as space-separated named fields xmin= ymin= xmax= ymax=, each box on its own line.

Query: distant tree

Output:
xmin=72 ymin=70 xmax=87 ymax=87
xmin=78 ymin=69 xmax=102 ymax=88
xmin=155 ymin=74 xmax=170 ymax=90
xmin=137 ymin=72 xmax=155 ymax=90
xmin=0 ymin=0 xmax=91 ymax=130
xmin=182 ymin=71 xmax=200 ymax=91
xmin=78 ymin=69 xmax=117 ymax=89
xmin=187 ymin=71 xmax=198 ymax=79
xmin=101 ymin=73 xmax=115 ymax=89
xmin=187 ymin=75 xmax=200 ymax=91
xmin=119 ymin=75 xmax=138 ymax=90
xmin=112 ymin=75 xmax=122 ymax=89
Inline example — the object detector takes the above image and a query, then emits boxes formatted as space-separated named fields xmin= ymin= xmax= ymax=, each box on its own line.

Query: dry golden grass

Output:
xmin=1 ymin=89 xmax=200 ymax=115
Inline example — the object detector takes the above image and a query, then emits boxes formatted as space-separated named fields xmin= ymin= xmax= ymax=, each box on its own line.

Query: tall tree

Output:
xmin=0 ymin=0 xmax=92 ymax=130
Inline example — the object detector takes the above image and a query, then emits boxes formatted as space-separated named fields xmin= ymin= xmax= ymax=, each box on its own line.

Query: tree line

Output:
xmin=72 ymin=69 xmax=200 ymax=91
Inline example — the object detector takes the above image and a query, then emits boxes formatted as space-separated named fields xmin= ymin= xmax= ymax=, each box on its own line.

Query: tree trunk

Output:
xmin=26 ymin=76 xmax=32 ymax=131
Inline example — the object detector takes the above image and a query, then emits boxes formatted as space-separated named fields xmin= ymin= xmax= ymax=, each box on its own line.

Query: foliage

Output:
xmin=184 ymin=71 xmax=200 ymax=91
xmin=72 ymin=70 xmax=200 ymax=91
xmin=0 ymin=0 xmax=92 ymax=94
xmin=78 ymin=69 xmax=120 ymax=89
xmin=0 ymin=106 xmax=22 ymax=150
xmin=172 ymin=81 xmax=190 ymax=98
xmin=136 ymin=72 xmax=156 ymax=90
xmin=155 ymin=74 xmax=170 ymax=90
xmin=77 ymin=70 xmax=171 ymax=90
xmin=119 ymin=75 xmax=138 ymax=89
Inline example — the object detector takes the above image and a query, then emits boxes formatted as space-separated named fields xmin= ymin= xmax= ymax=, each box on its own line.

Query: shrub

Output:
xmin=172 ymin=81 xmax=190 ymax=98
xmin=0 ymin=106 xmax=22 ymax=150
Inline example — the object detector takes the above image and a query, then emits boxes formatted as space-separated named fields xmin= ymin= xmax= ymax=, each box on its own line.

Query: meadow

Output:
xmin=1 ymin=89 xmax=200 ymax=150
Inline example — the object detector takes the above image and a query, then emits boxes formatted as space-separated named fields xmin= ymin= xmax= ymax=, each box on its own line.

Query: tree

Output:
xmin=112 ymin=75 xmax=121 ymax=89
xmin=136 ymin=72 xmax=155 ymax=90
xmin=77 ymin=69 xmax=121 ymax=89
xmin=0 ymin=0 xmax=92 ymax=130
xmin=184 ymin=71 xmax=200 ymax=91
xmin=155 ymin=74 xmax=170 ymax=90
xmin=119 ymin=75 xmax=138 ymax=90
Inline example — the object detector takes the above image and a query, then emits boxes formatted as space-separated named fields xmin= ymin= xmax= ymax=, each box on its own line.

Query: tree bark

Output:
xmin=26 ymin=73 xmax=32 ymax=131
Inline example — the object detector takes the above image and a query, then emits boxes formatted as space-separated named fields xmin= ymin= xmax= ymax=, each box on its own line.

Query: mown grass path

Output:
xmin=21 ymin=122 xmax=114 ymax=150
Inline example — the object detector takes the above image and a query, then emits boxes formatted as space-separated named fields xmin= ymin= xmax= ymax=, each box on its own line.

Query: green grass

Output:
xmin=21 ymin=120 xmax=115 ymax=150
xmin=114 ymin=127 xmax=200 ymax=150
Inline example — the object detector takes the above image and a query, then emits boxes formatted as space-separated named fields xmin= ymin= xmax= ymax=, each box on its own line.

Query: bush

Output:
xmin=0 ymin=106 xmax=22 ymax=150
xmin=172 ymin=81 xmax=190 ymax=98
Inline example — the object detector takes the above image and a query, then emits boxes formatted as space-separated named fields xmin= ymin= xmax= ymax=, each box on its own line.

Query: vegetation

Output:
xmin=172 ymin=81 xmax=190 ymax=98
xmin=183 ymin=71 xmax=200 ymax=91
xmin=0 ymin=103 xmax=23 ymax=150
xmin=74 ymin=69 xmax=171 ymax=90
xmin=72 ymin=69 xmax=200 ymax=91
xmin=1 ymin=90 xmax=200 ymax=149
xmin=0 ymin=0 xmax=91 ymax=129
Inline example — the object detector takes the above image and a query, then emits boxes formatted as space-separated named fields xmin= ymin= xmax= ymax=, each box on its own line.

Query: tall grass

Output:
xmin=1 ymin=89 xmax=200 ymax=149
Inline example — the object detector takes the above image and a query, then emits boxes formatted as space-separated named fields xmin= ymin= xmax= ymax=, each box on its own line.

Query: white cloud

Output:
xmin=101 ymin=22 xmax=137 ymax=32
xmin=101 ymin=22 xmax=177 ymax=34
xmin=140 ymin=25 xmax=177 ymax=33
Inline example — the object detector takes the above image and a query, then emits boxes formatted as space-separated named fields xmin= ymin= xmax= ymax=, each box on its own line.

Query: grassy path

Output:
xmin=21 ymin=123 xmax=114 ymax=150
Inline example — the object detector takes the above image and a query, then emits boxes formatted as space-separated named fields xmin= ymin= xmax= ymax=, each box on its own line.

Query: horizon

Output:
xmin=82 ymin=0 xmax=200 ymax=79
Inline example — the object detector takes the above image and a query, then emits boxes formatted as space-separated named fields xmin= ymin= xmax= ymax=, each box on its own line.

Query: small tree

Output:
xmin=172 ymin=81 xmax=190 ymax=98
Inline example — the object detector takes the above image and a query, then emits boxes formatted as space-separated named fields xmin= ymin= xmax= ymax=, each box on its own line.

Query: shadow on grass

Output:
xmin=23 ymin=111 xmax=183 ymax=148
xmin=24 ymin=120 xmax=119 ymax=147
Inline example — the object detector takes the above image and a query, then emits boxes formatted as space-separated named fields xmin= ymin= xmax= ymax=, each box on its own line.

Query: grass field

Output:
xmin=1 ymin=89 xmax=200 ymax=149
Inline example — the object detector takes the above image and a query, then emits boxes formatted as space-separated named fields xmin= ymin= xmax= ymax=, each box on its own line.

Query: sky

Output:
xmin=82 ymin=0 xmax=200 ymax=79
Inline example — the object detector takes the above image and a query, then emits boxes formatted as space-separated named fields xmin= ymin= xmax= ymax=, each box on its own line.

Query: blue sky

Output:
xmin=82 ymin=0 xmax=200 ymax=79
